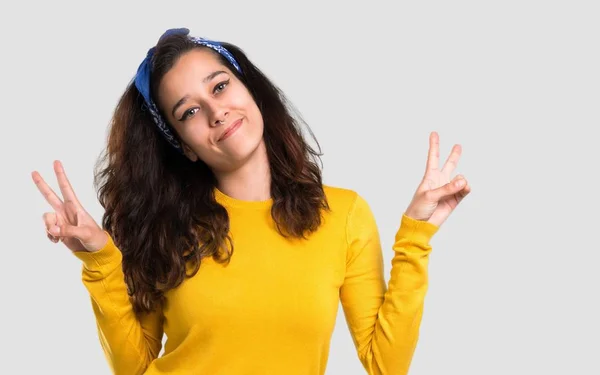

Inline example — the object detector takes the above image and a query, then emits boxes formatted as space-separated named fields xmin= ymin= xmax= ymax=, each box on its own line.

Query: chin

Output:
xmin=215 ymin=134 xmax=265 ymax=171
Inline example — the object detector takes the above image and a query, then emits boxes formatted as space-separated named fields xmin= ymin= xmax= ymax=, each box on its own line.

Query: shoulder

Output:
xmin=322 ymin=185 xmax=379 ymax=256
xmin=322 ymin=184 xmax=358 ymax=208
xmin=322 ymin=184 xmax=373 ymax=219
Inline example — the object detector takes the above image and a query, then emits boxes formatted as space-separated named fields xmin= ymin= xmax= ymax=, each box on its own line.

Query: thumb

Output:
xmin=61 ymin=200 xmax=107 ymax=252
xmin=58 ymin=201 xmax=88 ymax=239
xmin=426 ymin=175 xmax=467 ymax=202
xmin=58 ymin=217 xmax=92 ymax=242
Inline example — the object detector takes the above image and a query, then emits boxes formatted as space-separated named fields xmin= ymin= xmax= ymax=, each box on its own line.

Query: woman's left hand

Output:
xmin=404 ymin=132 xmax=471 ymax=227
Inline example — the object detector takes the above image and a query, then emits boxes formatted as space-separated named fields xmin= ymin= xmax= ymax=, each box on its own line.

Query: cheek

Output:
xmin=179 ymin=125 xmax=212 ymax=149
xmin=227 ymin=90 xmax=263 ymax=135
xmin=241 ymin=98 xmax=263 ymax=130
xmin=232 ymin=94 xmax=255 ymax=114
xmin=229 ymin=86 xmax=260 ymax=116
xmin=244 ymin=107 xmax=264 ymax=141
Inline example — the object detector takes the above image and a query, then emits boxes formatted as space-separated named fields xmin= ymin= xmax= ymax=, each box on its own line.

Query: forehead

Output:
xmin=158 ymin=48 xmax=228 ymax=99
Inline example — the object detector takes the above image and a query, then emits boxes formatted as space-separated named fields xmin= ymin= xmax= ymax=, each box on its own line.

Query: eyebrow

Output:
xmin=171 ymin=70 xmax=228 ymax=118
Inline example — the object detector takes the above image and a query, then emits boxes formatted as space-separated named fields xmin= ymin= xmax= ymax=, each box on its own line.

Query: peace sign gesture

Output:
xmin=404 ymin=132 xmax=471 ymax=227
xmin=32 ymin=160 xmax=107 ymax=253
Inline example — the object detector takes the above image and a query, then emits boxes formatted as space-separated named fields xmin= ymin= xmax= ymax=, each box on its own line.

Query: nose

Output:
xmin=209 ymin=106 xmax=229 ymax=127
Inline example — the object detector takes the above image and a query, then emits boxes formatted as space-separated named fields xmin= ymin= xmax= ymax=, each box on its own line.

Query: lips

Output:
xmin=218 ymin=118 xmax=243 ymax=142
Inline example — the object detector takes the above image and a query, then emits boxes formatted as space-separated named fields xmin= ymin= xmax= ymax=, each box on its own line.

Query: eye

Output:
xmin=180 ymin=107 xmax=199 ymax=121
xmin=213 ymin=79 xmax=230 ymax=94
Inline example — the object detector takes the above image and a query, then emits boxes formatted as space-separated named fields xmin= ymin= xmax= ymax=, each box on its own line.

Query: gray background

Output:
xmin=2 ymin=0 xmax=599 ymax=374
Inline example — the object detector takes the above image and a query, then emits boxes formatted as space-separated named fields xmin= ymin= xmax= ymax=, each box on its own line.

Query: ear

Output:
xmin=182 ymin=143 xmax=199 ymax=162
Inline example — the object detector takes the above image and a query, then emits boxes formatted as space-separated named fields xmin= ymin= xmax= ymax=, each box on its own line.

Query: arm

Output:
xmin=73 ymin=232 xmax=164 ymax=375
xmin=340 ymin=194 xmax=438 ymax=375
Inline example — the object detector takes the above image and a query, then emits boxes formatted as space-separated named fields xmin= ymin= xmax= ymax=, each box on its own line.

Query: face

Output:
xmin=157 ymin=48 xmax=264 ymax=172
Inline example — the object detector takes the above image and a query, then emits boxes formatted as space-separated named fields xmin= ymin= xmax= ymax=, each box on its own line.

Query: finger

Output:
xmin=457 ymin=183 xmax=471 ymax=202
xmin=441 ymin=144 xmax=462 ymax=176
xmin=47 ymin=232 xmax=59 ymax=243
xmin=58 ymin=221 xmax=91 ymax=241
xmin=55 ymin=211 xmax=67 ymax=227
xmin=52 ymin=207 xmax=89 ymax=241
xmin=43 ymin=212 xmax=57 ymax=228
xmin=43 ymin=212 xmax=60 ymax=235
xmin=425 ymin=131 xmax=440 ymax=172
xmin=53 ymin=160 xmax=83 ymax=209
xmin=43 ymin=211 xmax=68 ymax=235
xmin=32 ymin=171 xmax=64 ymax=212
xmin=425 ymin=175 xmax=467 ymax=202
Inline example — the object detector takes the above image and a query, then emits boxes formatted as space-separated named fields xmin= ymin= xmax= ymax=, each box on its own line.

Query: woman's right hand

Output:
xmin=32 ymin=160 xmax=108 ymax=253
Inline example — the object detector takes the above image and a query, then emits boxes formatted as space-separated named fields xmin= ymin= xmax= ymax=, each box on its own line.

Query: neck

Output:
xmin=214 ymin=140 xmax=271 ymax=202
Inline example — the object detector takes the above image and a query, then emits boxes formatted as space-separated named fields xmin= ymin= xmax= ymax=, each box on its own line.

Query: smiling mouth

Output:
xmin=218 ymin=119 xmax=243 ymax=142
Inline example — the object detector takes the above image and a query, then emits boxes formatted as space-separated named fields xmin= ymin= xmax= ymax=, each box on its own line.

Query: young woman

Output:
xmin=32 ymin=28 xmax=470 ymax=375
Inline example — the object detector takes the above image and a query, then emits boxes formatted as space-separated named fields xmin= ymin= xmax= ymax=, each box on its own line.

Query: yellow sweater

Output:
xmin=73 ymin=185 xmax=438 ymax=375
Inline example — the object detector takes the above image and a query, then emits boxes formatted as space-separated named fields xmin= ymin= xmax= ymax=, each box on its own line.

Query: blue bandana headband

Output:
xmin=133 ymin=28 xmax=242 ymax=153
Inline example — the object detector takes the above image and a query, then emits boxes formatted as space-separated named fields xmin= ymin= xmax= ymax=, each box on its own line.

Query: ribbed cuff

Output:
xmin=395 ymin=214 xmax=439 ymax=246
xmin=72 ymin=231 xmax=122 ymax=272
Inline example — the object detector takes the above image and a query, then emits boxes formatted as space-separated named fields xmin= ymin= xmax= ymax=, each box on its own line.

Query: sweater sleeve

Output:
xmin=72 ymin=232 xmax=164 ymax=375
xmin=340 ymin=194 xmax=439 ymax=375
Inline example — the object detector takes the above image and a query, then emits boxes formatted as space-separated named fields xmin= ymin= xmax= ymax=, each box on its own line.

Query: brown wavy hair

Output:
xmin=93 ymin=34 xmax=329 ymax=315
